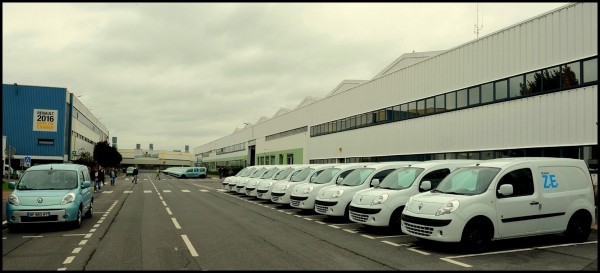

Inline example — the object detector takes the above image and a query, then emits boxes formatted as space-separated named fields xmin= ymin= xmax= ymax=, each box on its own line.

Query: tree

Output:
xmin=93 ymin=141 xmax=122 ymax=168
xmin=73 ymin=150 xmax=96 ymax=169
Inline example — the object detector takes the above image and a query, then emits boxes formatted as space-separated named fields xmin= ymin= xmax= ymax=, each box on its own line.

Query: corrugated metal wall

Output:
xmin=195 ymin=2 xmax=598 ymax=163
xmin=2 ymin=84 xmax=68 ymax=160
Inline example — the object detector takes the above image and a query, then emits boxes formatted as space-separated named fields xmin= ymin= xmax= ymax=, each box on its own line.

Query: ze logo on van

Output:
xmin=542 ymin=173 xmax=558 ymax=188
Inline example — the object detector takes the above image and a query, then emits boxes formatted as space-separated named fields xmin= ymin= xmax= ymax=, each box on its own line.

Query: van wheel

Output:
xmin=84 ymin=200 xmax=93 ymax=219
xmin=388 ymin=207 xmax=404 ymax=233
xmin=181 ymin=175 xmax=186 ymax=179
xmin=565 ymin=211 xmax=591 ymax=243
xmin=72 ymin=207 xmax=82 ymax=229
xmin=461 ymin=218 xmax=492 ymax=253
xmin=344 ymin=204 xmax=350 ymax=220
xmin=7 ymin=224 xmax=17 ymax=233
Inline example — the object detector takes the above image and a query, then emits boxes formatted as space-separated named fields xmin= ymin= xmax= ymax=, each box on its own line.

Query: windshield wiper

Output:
xmin=443 ymin=191 xmax=467 ymax=195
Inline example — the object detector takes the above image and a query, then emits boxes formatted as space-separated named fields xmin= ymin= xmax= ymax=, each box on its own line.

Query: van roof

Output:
xmin=404 ymin=159 xmax=480 ymax=169
xmin=471 ymin=157 xmax=584 ymax=169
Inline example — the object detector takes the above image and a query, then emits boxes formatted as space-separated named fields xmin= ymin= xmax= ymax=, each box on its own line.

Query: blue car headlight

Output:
xmin=61 ymin=193 xmax=76 ymax=205
xmin=8 ymin=194 xmax=19 ymax=206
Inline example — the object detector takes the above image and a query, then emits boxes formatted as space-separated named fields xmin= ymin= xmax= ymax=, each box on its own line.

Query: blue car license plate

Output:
xmin=28 ymin=212 xmax=50 ymax=217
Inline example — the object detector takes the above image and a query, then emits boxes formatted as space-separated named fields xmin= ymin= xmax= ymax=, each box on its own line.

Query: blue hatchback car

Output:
xmin=6 ymin=163 xmax=94 ymax=232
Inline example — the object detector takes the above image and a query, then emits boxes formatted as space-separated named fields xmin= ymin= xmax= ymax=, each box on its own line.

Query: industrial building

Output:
xmin=2 ymin=84 xmax=194 ymax=171
xmin=193 ymin=2 xmax=598 ymax=173
xmin=2 ymin=84 xmax=108 ymax=169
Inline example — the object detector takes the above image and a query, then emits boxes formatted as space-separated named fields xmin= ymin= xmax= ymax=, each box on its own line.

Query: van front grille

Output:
xmin=403 ymin=222 xmax=433 ymax=237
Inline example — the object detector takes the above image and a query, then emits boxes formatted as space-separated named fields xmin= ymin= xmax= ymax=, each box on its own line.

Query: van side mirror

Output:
xmin=498 ymin=184 xmax=513 ymax=196
xmin=82 ymin=181 xmax=92 ymax=189
xmin=371 ymin=179 xmax=380 ymax=187
xmin=420 ymin=181 xmax=432 ymax=191
xmin=336 ymin=177 xmax=343 ymax=184
xmin=310 ymin=177 xmax=316 ymax=183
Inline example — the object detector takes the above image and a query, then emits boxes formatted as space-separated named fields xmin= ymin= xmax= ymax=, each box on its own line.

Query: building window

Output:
xmin=38 ymin=138 xmax=54 ymax=145
xmin=543 ymin=66 xmax=561 ymax=92
xmin=562 ymin=61 xmax=581 ymax=88
xmin=446 ymin=92 xmax=456 ymax=110
xmin=509 ymin=75 xmax=523 ymax=98
xmin=426 ymin=97 xmax=435 ymax=114
xmin=524 ymin=70 xmax=542 ymax=95
xmin=495 ymin=80 xmax=508 ymax=101
xmin=434 ymin=94 xmax=445 ymax=113
xmin=468 ymin=86 xmax=480 ymax=106
xmin=456 ymin=89 xmax=468 ymax=108
xmin=583 ymin=58 xmax=598 ymax=83
xmin=481 ymin=83 xmax=494 ymax=103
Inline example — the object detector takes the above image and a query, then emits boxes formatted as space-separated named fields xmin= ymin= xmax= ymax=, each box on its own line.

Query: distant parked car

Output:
xmin=6 ymin=163 xmax=94 ymax=232
xmin=126 ymin=167 xmax=136 ymax=176
xmin=168 ymin=167 xmax=207 ymax=179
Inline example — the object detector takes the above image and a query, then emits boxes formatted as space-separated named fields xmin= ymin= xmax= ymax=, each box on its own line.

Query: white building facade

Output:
xmin=194 ymin=2 xmax=598 ymax=172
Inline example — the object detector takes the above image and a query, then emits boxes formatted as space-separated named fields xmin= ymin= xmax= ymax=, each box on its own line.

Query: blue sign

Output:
xmin=24 ymin=156 xmax=31 ymax=163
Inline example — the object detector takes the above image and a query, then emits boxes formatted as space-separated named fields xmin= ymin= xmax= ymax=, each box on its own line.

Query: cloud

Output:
xmin=2 ymin=2 xmax=568 ymax=151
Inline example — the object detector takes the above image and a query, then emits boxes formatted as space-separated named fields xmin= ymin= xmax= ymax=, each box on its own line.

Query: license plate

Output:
xmin=28 ymin=212 xmax=50 ymax=217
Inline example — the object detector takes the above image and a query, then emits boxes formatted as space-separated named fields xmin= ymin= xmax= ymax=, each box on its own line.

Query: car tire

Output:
xmin=181 ymin=175 xmax=186 ymax=179
xmin=72 ymin=207 xmax=82 ymax=229
xmin=388 ymin=207 xmax=404 ymax=233
xmin=565 ymin=211 xmax=591 ymax=243
xmin=7 ymin=224 xmax=17 ymax=233
xmin=460 ymin=218 xmax=492 ymax=253
xmin=84 ymin=199 xmax=93 ymax=219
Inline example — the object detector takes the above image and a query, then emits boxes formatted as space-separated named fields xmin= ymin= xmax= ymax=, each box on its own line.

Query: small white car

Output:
xmin=256 ymin=165 xmax=309 ymax=201
xmin=290 ymin=163 xmax=365 ymax=210
xmin=222 ymin=167 xmax=249 ymax=190
xmin=315 ymin=161 xmax=417 ymax=219
xmin=236 ymin=166 xmax=269 ymax=194
xmin=349 ymin=160 xmax=478 ymax=231
xmin=228 ymin=167 xmax=257 ymax=192
xmin=401 ymin=157 xmax=596 ymax=253
xmin=270 ymin=164 xmax=337 ymax=205
xmin=245 ymin=166 xmax=282 ymax=197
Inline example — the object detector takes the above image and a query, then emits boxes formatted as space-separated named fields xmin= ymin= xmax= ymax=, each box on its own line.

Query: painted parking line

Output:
xmin=163 ymin=190 xmax=172 ymax=193
xmin=408 ymin=247 xmax=430 ymax=255
xmin=181 ymin=190 xmax=191 ymax=192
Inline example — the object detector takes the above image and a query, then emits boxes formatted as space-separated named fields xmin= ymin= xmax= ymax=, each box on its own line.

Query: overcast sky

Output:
xmin=3 ymin=2 xmax=568 ymax=152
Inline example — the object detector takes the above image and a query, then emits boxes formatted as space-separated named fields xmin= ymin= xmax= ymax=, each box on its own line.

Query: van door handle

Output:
xmin=530 ymin=201 xmax=539 ymax=205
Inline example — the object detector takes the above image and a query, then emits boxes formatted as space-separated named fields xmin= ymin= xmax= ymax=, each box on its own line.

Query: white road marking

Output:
xmin=163 ymin=190 xmax=172 ymax=193
xmin=315 ymin=221 xmax=327 ymax=224
xmin=162 ymin=201 xmax=167 ymax=206
xmin=343 ymin=229 xmax=358 ymax=233
xmin=166 ymin=207 xmax=173 ymax=215
xmin=72 ymin=247 xmax=82 ymax=254
xmin=381 ymin=241 xmax=405 ymax=247
xmin=182 ymin=190 xmax=191 ymax=192
xmin=63 ymin=256 xmax=75 ymax=264
xmin=78 ymin=240 xmax=88 ymax=246
xmin=440 ymin=258 xmax=472 ymax=268
xmin=408 ymin=247 xmax=430 ymax=255
xmin=124 ymin=191 xmax=133 ymax=193
xmin=171 ymin=218 xmax=181 ymax=229
xmin=181 ymin=235 xmax=199 ymax=257
xmin=144 ymin=190 xmax=152 ymax=193
xmin=102 ymin=191 xmax=113 ymax=193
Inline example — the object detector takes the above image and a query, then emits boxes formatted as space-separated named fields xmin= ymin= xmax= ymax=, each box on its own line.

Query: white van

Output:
xmin=401 ymin=157 xmax=596 ymax=252
xmin=349 ymin=160 xmax=478 ymax=231
xmin=227 ymin=167 xmax=257 ymax=192
xmin=255 ymin=165 xmax=309 ymax=201
xmin=315 ymin=161 xmax=417 ymax=218
xmin=245 ymin=166 xmax=282 ymax=197
xmin=270 ymin=164 xmax=337 ymax=205
xmin=222 ymin=167 xmax=249 ymax=190
xmin=235 ymin=166 xmax=269 ymax=194
xmin=290 ymin=163 xmax=365 ymax=210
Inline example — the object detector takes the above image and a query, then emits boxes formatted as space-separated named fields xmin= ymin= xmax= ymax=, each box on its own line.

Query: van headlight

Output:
xmin=332 ymin=190 xmax=344 ymax=198
xmin=303 ymin=186 xmax=314 ymax=194
xmin=268 ymin=182 xmax=274 ymax=187
xmin=8 ymin=194 xmax=19 ymax=206
xmin=371 ymin=193 xmax=389 ymax=205
xmin=61 ymin=193 xmax=75 ymax=205
xmin=436 ymin=200 xmax=460 ymax=216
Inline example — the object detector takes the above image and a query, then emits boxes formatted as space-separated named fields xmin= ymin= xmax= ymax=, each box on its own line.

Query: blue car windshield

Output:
xmin=17 ymin=170 xmax=79 ymax=190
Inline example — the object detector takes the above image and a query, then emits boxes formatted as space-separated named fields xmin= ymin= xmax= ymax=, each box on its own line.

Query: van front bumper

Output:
xmin=400 ymin=212 xmax=463 ymax=242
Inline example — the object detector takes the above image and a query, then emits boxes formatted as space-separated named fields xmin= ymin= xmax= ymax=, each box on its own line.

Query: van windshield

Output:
xmin=379 ymin=167 xmax=425 ymax=190
xmin=240 ymin=168 xmax=256 ymax=177
xmin=340 ymin=168 xmax=374 ymax=187
xmin=260 ymin=168 xmax=280 ymax=179
xmin=434 ymin=167 xmax=500 ymax=195
xmin=250 ymin=168 xmax=266 ymax=178
xmin=274 ymin=168 xmax=294 ymax=180
xmin=311 ymin=168 xmax=341 ymax=184
xmin=17 ymin=170 xmax=79 ymax=190
xmin=290 ymin=168 xmax=315 ymax=182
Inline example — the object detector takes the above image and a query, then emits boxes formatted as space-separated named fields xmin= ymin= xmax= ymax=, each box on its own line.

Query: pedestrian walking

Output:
xmin=99 ymin=167 xmax=105 ymax=187
xmin=155 ymin=167 xmax=161 ymax=180
xmin=132 ymin=167 xmax=139 ymax=184
xmin=93 ymin=168 xmax=102 ymax=192
xmin=110 ymin=168 xmax=117 ymax=186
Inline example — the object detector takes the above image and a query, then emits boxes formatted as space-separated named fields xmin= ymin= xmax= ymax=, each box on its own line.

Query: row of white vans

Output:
xmin=221 ymin=158 xmax=596 ymax=252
